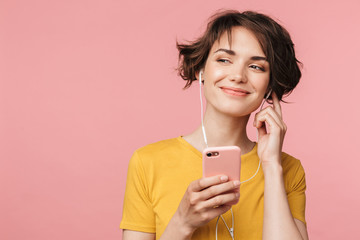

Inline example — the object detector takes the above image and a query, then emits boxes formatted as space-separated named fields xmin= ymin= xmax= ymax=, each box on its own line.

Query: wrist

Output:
xmin=262 ymin=161 xmax=283 ymax=178
xmin=168 ymin=211 xmax=195 ymax=239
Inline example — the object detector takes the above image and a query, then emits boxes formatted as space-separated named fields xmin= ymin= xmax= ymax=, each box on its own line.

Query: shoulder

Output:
xmin=128 ymin=137 xmax=201 ymax=183
xmin=281 ymin=152 xmax=303 ymax=171
xmin=131 ymin=137 xmax=187 ymax=166
xmin=135 ymin=137 xmax=182 ymax=156
xmin=127 ymin=137 xmax=182 ymax=176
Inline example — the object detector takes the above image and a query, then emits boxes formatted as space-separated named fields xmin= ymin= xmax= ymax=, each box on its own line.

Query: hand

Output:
xmin=253 ymin=92 xmax=287 ymax=165
xmin=173 ymin=175 xmax=240 ymax=236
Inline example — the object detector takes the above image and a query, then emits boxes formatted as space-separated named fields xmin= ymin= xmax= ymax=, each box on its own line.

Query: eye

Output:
xmin=250 ymin=65 xmax=265 ymax=71
xmin=217 ymin=59 xmax=231 ymax=64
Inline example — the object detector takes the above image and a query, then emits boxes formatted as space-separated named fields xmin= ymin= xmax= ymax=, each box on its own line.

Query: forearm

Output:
xmin=262 ymin=161 xmax=303 ymax=240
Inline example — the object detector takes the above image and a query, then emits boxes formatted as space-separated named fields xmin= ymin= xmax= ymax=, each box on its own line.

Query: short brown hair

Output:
xmin=176 ymin=10 xmax=302 ymax=102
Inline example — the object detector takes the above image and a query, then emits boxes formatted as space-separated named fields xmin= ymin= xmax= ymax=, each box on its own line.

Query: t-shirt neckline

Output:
xmin=177 ymin=135 xmax=258 ymax=160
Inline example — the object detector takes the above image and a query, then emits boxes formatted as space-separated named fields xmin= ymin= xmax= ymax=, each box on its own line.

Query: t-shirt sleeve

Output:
xmin=120 ymin=151 xmax=156 ymax=233
xmin=286 ymin=161 xmax=306 ymax=225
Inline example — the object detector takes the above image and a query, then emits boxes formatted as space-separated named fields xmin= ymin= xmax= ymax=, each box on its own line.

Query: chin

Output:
xmin=206 ymin=96 xmax=263 ymax=117
xmin=219 ymin=107 xmax=254 ymax=118
xmin=220 ymin=101 xmax=260 ymax=117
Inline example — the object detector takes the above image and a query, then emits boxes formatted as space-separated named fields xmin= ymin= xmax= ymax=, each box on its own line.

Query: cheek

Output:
xmin=203 ymin=69 xmax=226 ymax=99
xmin=203 ymin=82 xmax=215 ymax=101
xmin=204 ymin=62 xmax=227 ymax=84
xmin=251 ymin=74 xmax=270 ymax=92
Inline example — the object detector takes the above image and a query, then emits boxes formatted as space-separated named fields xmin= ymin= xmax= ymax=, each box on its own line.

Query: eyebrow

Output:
xmin=214 ymin=48 xmax=268 ymax=62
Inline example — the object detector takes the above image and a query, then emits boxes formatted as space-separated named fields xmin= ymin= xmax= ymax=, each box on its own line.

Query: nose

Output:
xmin=229 ymin=64 xmax=247 ymax=83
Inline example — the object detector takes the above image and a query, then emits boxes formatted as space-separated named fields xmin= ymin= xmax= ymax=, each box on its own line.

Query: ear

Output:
xmin=196 ymin=69 xmax=204 ymax=81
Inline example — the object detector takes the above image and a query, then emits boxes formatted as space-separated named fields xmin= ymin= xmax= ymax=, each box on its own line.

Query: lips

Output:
xmin=220 ymin=87 xmax=250 ymax=96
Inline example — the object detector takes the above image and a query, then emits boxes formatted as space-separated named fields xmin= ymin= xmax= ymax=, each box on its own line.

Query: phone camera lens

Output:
xmin=206 ymin=152 xmax=212 ymax=157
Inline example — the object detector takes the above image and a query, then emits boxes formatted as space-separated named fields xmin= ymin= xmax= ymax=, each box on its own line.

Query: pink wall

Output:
xmin=1 ymin=0 xmax=359 ymax=239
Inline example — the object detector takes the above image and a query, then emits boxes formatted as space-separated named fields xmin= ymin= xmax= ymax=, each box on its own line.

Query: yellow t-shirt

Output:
xmin=120 ymin=136 xmax=306 ymax=239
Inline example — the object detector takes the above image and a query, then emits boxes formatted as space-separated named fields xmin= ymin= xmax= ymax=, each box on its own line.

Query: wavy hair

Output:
xmin=176 ymin=10 xmax=302 ymax=102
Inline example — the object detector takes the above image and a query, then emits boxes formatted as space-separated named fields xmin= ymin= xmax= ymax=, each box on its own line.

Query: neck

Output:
xmin=188 ymin=106 xmax=255 ymax=154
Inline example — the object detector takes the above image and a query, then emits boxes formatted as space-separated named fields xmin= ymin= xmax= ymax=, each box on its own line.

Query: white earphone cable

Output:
xmin=215 ymin=208 xmax=234 ymax=240
xmin=199 ymin=71 xmax=208 ymax=148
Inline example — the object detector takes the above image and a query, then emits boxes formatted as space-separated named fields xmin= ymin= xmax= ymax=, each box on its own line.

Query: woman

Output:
xmin=120 ymin=10 xmax=308 ymax=240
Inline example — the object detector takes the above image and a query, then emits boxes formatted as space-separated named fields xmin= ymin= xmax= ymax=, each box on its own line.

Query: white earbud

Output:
xmin=199 ymin=69 xmax=204 ymax=85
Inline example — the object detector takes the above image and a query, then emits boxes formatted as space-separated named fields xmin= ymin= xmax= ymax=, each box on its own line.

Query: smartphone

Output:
xmin=202 ymin=146 xmax=241 ymax=181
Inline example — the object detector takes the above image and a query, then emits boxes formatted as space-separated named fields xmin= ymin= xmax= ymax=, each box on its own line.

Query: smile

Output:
xmin=220 ymin=87 xmax=250 ymax=97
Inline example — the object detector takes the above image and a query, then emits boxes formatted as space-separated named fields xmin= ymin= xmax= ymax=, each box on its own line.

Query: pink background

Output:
xmin=1 ymin=0 xmax=359 ymax=239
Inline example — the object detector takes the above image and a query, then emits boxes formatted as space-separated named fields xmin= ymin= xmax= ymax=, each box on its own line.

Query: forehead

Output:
xmin=210 ymin=26 xmax=265 ymax=56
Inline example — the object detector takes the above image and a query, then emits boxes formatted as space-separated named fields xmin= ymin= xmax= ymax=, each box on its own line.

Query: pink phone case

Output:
xmin=202 ymin=146 xmax=241 ymax=181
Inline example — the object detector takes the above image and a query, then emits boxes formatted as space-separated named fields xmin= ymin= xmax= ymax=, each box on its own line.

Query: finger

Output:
xmin=204 ymin=205 xmax=232 ymax=221
xmin=254 ymin=106 xmax=283 ymax=129
xmin=256 ymin=113 xmax=281 ymax=134
xmin=271 ymin=92 xmax=282 ymax=118
xmin=199 ymin=180 xmax=240 ymax=200
xmin=191 ymin=175 xmax=229 ymax=192
xmin=201 ymin=191 xmax=240 ymax=209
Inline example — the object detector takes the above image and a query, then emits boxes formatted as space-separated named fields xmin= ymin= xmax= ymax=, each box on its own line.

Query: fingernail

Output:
xmin=235 ymin=192 xmax=240 ymax=198
xmin=234 ymin=180 xmax=240 ymax=187
xmin=220 ymin=176 xmax=228 ymax=182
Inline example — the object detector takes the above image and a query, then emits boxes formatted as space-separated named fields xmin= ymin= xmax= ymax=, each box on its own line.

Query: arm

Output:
xmin=262 ymin=161 xmax=308 ymax=240
xmin=122 ymin=230 xmax=155 ymax=240
xmin=254 ymin=92 xmax=308 ymax=240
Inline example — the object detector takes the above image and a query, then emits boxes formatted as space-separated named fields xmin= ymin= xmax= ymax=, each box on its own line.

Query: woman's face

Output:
xmin=202 ymin=26 xmax=270 ymax=117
